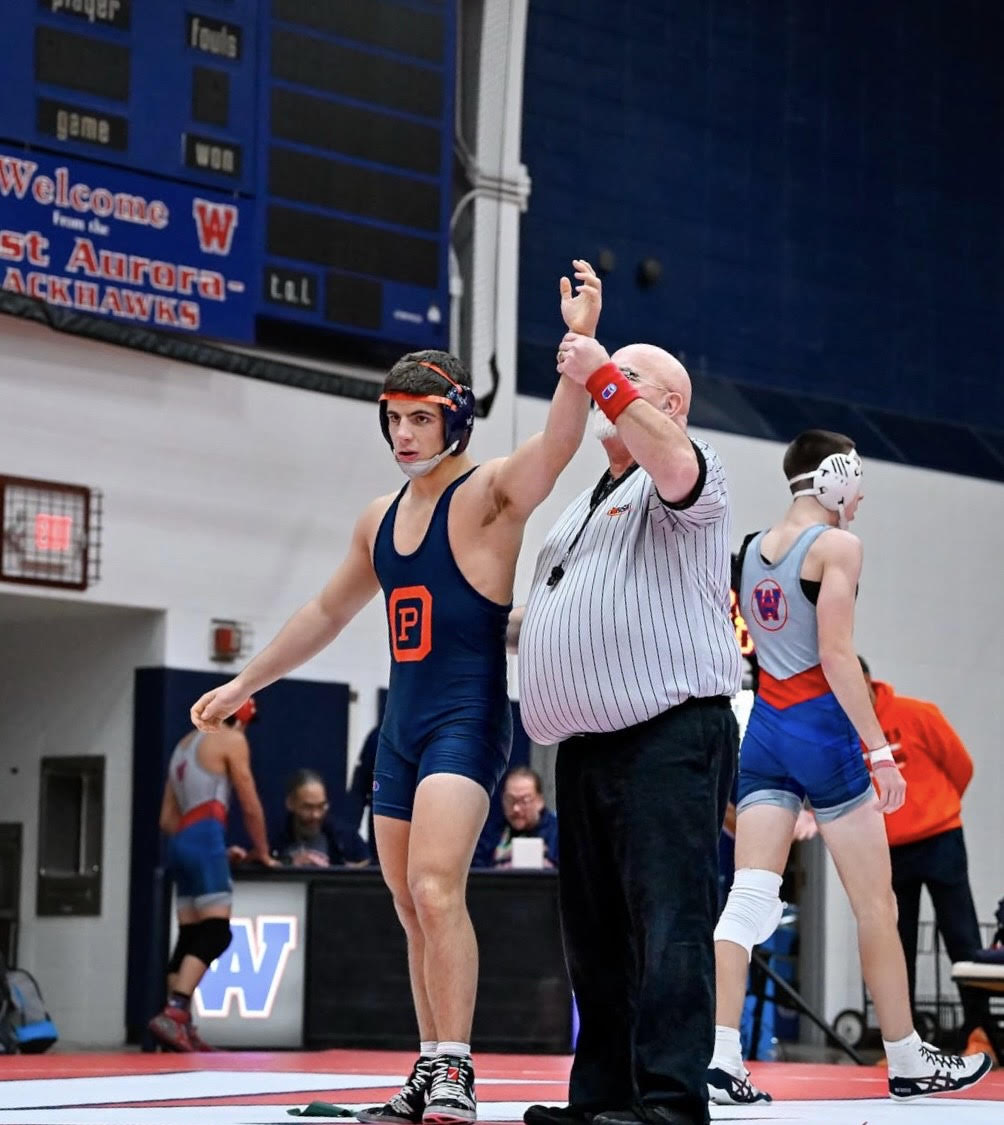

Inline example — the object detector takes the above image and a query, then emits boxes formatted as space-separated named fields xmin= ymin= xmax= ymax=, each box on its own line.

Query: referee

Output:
xmin=516 ymin=331 xmax=741 ymax=1125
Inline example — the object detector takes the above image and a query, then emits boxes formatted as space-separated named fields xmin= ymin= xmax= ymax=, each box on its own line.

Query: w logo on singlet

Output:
xmin=755 ymin=587 xmax=782 ymax=619
xmin=194 ymin=916 xmax=298 ymax=1019
xmin=751 ymin=579 xmax=788 ymax=631
xmin=388 ymin=585 xmax=433 ymax=663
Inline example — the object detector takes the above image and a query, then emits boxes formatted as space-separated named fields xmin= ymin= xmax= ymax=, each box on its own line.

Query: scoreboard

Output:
xmin=0 ymin=0 xmax=455 ymax=360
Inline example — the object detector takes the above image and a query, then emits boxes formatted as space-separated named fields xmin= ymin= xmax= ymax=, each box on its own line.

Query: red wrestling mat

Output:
xmin=0 ymin=1050 xmax=1000 ymax=1123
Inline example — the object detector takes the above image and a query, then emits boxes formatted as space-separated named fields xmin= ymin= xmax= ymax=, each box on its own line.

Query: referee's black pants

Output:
xmin=556 ymin=697 xmax=737 ymax=1125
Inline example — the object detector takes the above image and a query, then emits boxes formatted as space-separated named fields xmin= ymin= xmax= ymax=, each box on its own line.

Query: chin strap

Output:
xmin=395 ymin=442 xmax=459 ymax=479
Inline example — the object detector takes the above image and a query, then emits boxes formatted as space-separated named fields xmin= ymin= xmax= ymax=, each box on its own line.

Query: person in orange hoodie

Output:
xmin=859 ymin=656 xmax=996 ymax=1063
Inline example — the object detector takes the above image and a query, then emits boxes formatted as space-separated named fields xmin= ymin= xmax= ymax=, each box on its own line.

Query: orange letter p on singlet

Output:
xmin=388 ymin=585 xmax=433 ymax=662
xmin=397 ymin=606 xmax=420 ymax=641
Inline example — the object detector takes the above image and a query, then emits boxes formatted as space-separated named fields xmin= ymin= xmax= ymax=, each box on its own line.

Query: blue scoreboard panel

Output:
xmin=0 ymin=0 xmax=455 ymax=361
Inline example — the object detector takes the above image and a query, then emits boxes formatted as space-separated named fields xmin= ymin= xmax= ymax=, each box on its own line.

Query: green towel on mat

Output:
xmin=286 ymin=1102 xmax=355 ymax=1117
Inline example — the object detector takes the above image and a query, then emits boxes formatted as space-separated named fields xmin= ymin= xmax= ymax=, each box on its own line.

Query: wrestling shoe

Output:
xmin=706 ymin=1065 xmax=772 ymax=1105
xmin=148 ymin=1007 xmax=194 ymax=1052
xmin=888 ymin=1041 xmax=992 ymax=1101
xmin=358 ymin=1056 xmax=433 ymax=1124
xmin=423 ymin=1053 xmax=476 ymax=1123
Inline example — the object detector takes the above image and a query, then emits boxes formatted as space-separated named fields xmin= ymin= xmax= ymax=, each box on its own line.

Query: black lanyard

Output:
xmin=546 ymin=463 xmax=641 ymax=588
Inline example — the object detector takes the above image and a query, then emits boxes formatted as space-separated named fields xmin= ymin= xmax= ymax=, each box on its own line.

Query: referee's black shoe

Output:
xmin=592 ymin=1107 xmax=699 ymax=1125
xmin=524 ymin=1104 xmax=604 ymax=1125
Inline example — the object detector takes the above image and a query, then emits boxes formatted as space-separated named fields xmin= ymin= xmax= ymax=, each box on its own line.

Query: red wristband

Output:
xmin=585 ymin=363 xmax=641 ymax=423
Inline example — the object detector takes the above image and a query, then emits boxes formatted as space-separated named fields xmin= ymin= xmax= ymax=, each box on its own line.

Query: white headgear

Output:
xmin=788 ymin=449 xmax=863 ymax=528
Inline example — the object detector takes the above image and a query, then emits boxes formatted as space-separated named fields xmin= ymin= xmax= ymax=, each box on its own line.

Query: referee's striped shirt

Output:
xmin=518 ymin=437 xmax=743 ymax=745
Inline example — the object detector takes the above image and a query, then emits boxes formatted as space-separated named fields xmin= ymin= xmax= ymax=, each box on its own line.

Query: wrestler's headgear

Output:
xmin=787 ymin=448 xmax=863 ymax=529
xmin=379 ymin=359 xmax=475 ymax=478
xmin=229 ymin=697 xmax=257 ymax=726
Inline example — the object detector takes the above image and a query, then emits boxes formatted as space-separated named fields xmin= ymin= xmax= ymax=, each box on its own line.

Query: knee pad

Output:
xmin=714 ymin=868 xmax=784 ymax=956
xmin=189 ymin=918 xmax=233 ymax=966
xmin=167 ymin=923 xmax=198 ymax=974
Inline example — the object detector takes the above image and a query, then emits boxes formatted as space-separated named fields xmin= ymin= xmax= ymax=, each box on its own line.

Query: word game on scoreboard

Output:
xmin=0 ymin=0 xmax=455 ymax=361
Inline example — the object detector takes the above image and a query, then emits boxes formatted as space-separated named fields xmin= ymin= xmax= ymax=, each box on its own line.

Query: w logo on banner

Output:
xmin=194 ymin=916 xmax=298 ymax=1019
xmin=751 ymin=579 xmax=788 ymax=631
xmin=192 ymin=198 xmax=239 ymax=255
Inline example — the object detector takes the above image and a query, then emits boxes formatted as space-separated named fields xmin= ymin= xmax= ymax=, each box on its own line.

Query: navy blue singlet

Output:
xmin=371 ymin=468 xmax=513 ymax=819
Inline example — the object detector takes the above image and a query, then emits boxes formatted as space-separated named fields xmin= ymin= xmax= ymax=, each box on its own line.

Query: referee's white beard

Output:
xmin=591 ymin=408 xmax=619 ymax=442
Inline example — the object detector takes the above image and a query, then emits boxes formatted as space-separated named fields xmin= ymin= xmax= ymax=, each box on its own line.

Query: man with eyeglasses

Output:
xmin=513 ymin=331 xmax=742 ymax=1125
xmin=476 ymin=766 xmax=559 ymax=868
xmin=272 ymin=768 xmax=370 ymax=868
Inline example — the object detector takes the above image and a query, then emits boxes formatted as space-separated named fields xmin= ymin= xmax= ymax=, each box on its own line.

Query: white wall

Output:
xmin=514 ymin=396 xmax=1004 ymax=1024
xmin=0 ymin=598 xmax=163 ymax=1046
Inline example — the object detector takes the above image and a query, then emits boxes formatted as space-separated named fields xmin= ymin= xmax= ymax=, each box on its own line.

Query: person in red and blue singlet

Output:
xmin=149 ymin=697 xmax=273 ymax=1052
xmin=708 ymin=430 xmax=991 ymax=1108
xmin=191 ymin=262 xmax=602 ymax=1124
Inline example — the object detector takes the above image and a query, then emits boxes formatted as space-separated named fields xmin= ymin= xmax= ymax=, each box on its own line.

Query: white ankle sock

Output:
xmin=437 ymin=1041 xmax=471 ymax=1058
xmin=883 ymin=1030 xmax=923 ymax=1073
xmin=711 ymin=1025 xmax=744 ymax=1075
xmin=420 ymin=1041 xmax=437 ymax=1057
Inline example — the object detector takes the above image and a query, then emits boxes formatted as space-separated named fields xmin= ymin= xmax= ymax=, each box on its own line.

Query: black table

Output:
xmin=202 ymin=865 xmax=573 ymax=1053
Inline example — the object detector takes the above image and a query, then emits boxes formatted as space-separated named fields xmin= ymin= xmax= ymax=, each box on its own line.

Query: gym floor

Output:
xmin=0 ymin=1049 xmax=1001 ymax=1124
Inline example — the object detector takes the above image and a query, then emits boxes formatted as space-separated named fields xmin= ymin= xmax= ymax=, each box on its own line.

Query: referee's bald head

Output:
xmin=610 ymin=344 xmax=692 ymax=424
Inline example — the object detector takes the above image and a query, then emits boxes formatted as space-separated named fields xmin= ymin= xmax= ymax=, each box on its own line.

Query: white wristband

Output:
xmin=868 ymin=744 xmax=895 ymax=767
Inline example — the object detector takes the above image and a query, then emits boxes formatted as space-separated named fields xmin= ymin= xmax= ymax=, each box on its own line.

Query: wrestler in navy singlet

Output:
xmin=372 ymin=467 xmax=512 ymax=819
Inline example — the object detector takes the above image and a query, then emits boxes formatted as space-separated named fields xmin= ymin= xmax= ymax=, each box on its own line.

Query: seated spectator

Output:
xmin=478 ymin=766 xmax=559 ymax=868
xmin=273 ymin=769 xmax=370 ymax=868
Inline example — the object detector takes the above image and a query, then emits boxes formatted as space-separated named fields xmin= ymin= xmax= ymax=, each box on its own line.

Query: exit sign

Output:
xmin=34 ymin=513 xmax=74 ymax=552
xmin=1 ymin=475 xmax=101 ymax=590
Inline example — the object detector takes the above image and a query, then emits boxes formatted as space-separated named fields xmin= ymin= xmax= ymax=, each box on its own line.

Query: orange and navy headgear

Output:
xmin=379 ymin=360 xmax=475 ymax=456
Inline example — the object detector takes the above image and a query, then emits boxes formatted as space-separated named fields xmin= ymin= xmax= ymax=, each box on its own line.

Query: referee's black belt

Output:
xmin=566 ymin=694 xmax=732 ymax=742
